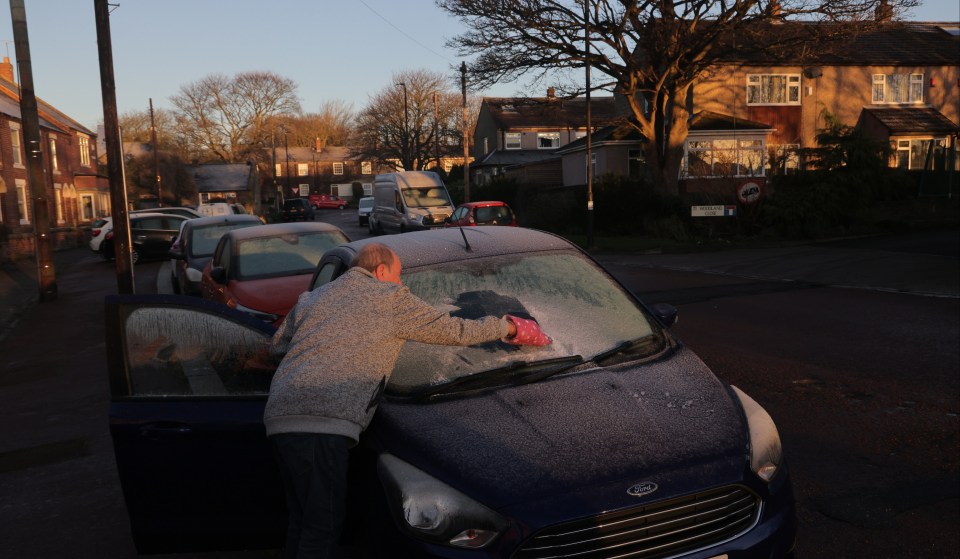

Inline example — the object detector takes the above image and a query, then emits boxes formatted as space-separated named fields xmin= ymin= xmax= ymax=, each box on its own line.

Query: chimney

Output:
xmin=546 ymin=87 xmax=556 ymax=98
xmin=875 ymin=0 xmax=893 ymax=22
xmin=768 ymin=0 xmax=782 ymax=19
xmin=0 ymin=57 xmax=14 ymax=83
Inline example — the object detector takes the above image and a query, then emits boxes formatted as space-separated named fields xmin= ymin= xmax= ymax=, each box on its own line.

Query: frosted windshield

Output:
xmin=402 ymin=187 xmax=451 ymax=208
xmin=390 ymin=250 xmax=657 ymax=393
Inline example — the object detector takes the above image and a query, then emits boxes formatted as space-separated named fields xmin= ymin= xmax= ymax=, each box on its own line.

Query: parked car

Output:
xmin=131 ymin=206 xmax=203 ymax=219
xmin=197 ymin=202 xmax=234 ymax=217
xmin=368 ymin=171 xmax=454 ymax=234
xmin=281 ymin=198 xmax=315 ymax=222
xmin=444 ymin=200 xmax=517 ymax=227
xmin=168 ymin=214 xmax=263 ymax=296
xmin=106 ymin=227 xmax=796 ymax=557
xmin=308 ymin=194 xmax=348 ymax=210
xmin=357 ymin=196 xmax=374 ymax=226
xmin=200 ymin=222 xmax=349 ymax=325
xmin=96 ymin=213 xmax=189 ymax=264
xmin=88 ymin=217 xmax=112 ymax=255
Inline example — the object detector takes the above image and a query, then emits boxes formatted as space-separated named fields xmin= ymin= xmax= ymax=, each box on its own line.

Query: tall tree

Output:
xmin=439 ymin=0 xmax=919 ymax=196
xmin=117 ymin=107 xmax=179 ymax=151
xmin=170 ymin=71 xmax=301 ymax=163
xmin=264 ymin=100 xmax=355 ymax=149
xmin=353 ymin=69 xmax=466 ymax=171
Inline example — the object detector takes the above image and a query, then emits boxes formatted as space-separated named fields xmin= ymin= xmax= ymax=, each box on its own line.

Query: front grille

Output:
xmin=513 ymin=485 xmax=759 ymax=559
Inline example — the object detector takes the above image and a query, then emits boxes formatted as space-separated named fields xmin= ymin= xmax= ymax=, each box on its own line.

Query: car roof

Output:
xmin=325 ymin=227 xmax=573 ymax=270
xmin=226 ymin=221 xmax=346 ymax=241
xmin=460 ymin=201 xmax=510 ymax=208
xmin=182 ymin=214 xmax=261 ymax=230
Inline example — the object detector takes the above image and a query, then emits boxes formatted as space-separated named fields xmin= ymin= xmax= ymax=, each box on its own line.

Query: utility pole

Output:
xmin=94 ymin=0 xmax=134 ymax=293
xmin=584 ymin=0 xmax=594 ymax=250
xmin=461 ymin=62 xmax=470 ymax=202
xmin=149 ymin=98 xmax=161 ymax=206
xmin=9 ymin=0 xmax=56 ymax=301
xmin=433 ymin=92 xmax=440 ymax=173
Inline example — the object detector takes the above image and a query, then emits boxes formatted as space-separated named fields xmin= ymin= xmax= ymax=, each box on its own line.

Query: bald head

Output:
xmin=354 ymin=243 xmax=402 ymax=284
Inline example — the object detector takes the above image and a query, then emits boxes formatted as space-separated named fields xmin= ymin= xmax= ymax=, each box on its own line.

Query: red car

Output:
xmin=200 ymin=222 xmax=350 ymax=325
xmin=444 ymin=201 xmax=517 ymax=227
xmin=308 ymin=194 xmax=348 ymax=209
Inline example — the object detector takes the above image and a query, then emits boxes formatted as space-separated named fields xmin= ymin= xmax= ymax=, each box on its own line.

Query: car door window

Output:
xmin=108 ymin=296 xmax=275 ymax=397
xmin=311 ymin=258 xmax=346 ymax=290
xmin=135 ymin=217 xmax=165 ymax=231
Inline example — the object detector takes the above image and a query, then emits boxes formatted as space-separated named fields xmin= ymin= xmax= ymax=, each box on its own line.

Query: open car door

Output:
xmin=105 ymin=294 xmax=285 ymax=554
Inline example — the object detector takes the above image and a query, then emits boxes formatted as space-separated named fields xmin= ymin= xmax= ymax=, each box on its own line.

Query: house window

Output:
xmin=78 ymin=134 xmax=90 ymax=166
xmin=80 ymin=193 xmax=95 ymax=221
xmin=770 ymin=144 xmax=800 ymax=175
xmin=54 ymin=184 xmax=64 ymax=223
xmin=505 ymin=132 xmax=521 ymax=150
xmin=50 ymin=138 xmax=59 ymax=173
xmin=275 ymin=164 xmax=282 ymax=177
xmin=895 ymin=138 xmax=948 ymax=170
xmin=483 ymin=137 xmax=489 ymax=155
xmin=16 ymin=179 xmax=30 ymax=224
xmin=683 ymin=138 xmax=766 ymax=178
xmin=872 ymin=73 xmax=923 ymax=104
xmin=747 ymin=74 xmax=801 ymax=105
xmin=333 ymin=162 xmax=344 ymax=175
xmin=361 ymin=161 xmax=372 ymax=175
xmin=297 ymin=163 xmax=308 ymax=176
xmin=628 ymin=149 xmax=646 ymax=180
xmin=10 ymin=124 xmax=23 ymax=167
xmin=537 ymin=132 xmax=560 ymax=149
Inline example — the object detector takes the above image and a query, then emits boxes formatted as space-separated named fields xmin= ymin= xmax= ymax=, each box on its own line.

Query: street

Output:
xmin=0 ymin=219 xmax=957 ymax=558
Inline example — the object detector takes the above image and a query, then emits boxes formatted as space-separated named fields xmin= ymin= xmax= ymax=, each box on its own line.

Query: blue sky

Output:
xmin=1 ymin=0 xmax=957 ymax=131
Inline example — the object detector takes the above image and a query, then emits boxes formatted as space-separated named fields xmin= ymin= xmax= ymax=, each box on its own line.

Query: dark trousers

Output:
xmin=271 ymin=433 xmax=351 ymax=559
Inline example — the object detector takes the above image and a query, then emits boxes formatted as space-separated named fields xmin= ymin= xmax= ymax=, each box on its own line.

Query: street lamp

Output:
xmin=397 ymin=82 xmax=408 ymax=170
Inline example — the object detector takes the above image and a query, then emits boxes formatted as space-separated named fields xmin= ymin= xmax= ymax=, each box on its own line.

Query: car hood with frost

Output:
xmin=367 ymin=347 xmax=748 ymax=517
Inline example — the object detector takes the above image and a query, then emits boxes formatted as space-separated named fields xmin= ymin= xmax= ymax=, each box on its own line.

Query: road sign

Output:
xmin=691 ymin=205 xmax=737 ymax=217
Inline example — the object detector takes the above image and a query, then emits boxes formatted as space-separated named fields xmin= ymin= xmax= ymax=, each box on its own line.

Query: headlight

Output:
xmin=731 ymin=385 xmax=783 ymax=482
xmin=409 ymin=214 xmax=424 ymax=224
xmin=378 ymin=454 xmax=507 ymax=549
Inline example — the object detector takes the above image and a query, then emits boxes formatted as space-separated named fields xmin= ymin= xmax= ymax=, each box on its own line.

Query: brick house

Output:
xmin=269 ymin=144 xmax=392 ymax=201
xmin=471 ymin=91 xmax=620 ymax=186
xmin=0 ymin=57 xmax=105 ymax=260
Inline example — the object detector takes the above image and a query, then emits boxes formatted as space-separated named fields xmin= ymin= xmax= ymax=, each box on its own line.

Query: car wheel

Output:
xmin=101 ymin=242 xmax=113 ymax=261
xmin=131 ymin=247 xmax=141 ymax=265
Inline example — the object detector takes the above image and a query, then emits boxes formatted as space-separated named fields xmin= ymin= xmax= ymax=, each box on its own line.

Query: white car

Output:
xmin=88 ymin=217 xmax=113 ymax=254
xmin=357 ymin=196 xmax=374 ymax=226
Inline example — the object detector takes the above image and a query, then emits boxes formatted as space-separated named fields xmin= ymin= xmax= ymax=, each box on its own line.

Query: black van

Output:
xmin=281 ymin=198 xmax=315 ymax=222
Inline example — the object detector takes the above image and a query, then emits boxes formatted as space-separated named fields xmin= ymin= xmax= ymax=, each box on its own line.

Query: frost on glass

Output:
xmin=391 ymin=251 xmax=655 ymax=392
xmin=124 ymin=307 xmax=274 ymax=396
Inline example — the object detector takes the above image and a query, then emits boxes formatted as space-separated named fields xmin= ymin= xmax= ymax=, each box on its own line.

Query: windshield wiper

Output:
xmin=419 ymin=355 xmax=584 ymax=399
xmin=591 ymin=334 xmax=664 ymax=365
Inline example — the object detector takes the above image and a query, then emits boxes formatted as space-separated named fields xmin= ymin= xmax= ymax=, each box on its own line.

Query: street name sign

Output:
xmin=691 ymin=205 xmax=737 ymax=217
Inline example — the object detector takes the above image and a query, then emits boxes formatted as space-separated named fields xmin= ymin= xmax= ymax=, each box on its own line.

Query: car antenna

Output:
xmin=458 ymin=225 xmax=472 ymax=252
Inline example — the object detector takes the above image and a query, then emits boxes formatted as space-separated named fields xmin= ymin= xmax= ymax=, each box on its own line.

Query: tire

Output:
xmin=101 ymin=242 xmax=113 ymax=261
xmin=131 ymin=247 xmax=141 ymax=265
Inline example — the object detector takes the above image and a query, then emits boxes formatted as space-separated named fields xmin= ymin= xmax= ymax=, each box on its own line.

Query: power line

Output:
xmin=356 ymin=0 xmax=455 ymax=63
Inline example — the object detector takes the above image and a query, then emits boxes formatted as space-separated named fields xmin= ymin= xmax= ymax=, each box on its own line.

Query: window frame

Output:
xmin=78 ymin=134 xmax=91 ymax=167
xmin=505 ymin=132 xmax=522 ymax=150
xmin=16 ymin=178 xmax=30 ymax=224
xmin=49 ymin=137 xmax=59 ymax=173
xmin=746 ymin=74 xmax=802 ymax=106
xmin=537 ymin=132 xmax=561 ymax=149
xmin=297 ymin=163 xmax=308 ymax=176
xmin=332 ymin=162 xmax=344 ymax=175
xmin=361 ymin=161 xmax=372 ymax=175
xmin=10 ymin=123 xmax=24 ymax=167
xmin=872 ymin=73 xmax=924 ymax=104
xmin=681 ymin=135 xmax=768 ymax=179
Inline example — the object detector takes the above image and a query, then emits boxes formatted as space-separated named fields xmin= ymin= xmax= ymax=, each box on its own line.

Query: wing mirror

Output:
xmin=209 ymin=266 xmax=227 ymax=284
xmin=650 ymin=303 xmax=679 ymax=328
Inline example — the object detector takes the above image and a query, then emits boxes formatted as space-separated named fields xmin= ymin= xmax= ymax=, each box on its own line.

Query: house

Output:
xmin=471 ymin=91 xmax=621 ymax=186
xmin=186 ymin=162 xmax=259 ymax=208
xmin=0 ymin=57 xmax=105 ymax=260
xmin=269 ymin=143 xmax=391 ymax=200
xmin=695 ymin=20 xmax=959 ymax=174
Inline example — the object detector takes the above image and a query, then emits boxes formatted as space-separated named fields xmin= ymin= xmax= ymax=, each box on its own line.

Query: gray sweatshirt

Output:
xmin=263 ymin=267 xmax=510 ymax=443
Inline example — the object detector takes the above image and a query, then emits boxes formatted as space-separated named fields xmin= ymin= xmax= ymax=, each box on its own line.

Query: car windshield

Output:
xmin=235 ymin=231 xmax=349 ymax=280
xmin=388 ymin=249 xmax=661 ymax=397
xmin=402 ymin=187 xmax=450 ymax=208
xmin=191 ymin=223 xmax=257 ymax=257
xmin=359 ymin=199 xmax=374 ymax=209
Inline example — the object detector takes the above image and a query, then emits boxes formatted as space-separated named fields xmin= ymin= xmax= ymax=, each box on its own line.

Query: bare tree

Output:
xmin=117 ymin=108 xmax=178 ymax=150
xmin=353 ymin=69 xmax=466 ymax=172
xmin=439 ymin=0 xmax=920 ymax=196
xmin=170 ymin=71 xmax=302 ymax=163
xmin=264 ymin=100 xmax=355 ymax=149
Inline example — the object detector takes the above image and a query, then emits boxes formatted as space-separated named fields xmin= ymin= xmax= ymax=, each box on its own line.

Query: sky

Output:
xmin=1 ymin=0 xmax=957 ymax=132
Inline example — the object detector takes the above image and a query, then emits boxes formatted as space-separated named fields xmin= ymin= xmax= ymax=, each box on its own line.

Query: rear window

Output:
xmin=190 ymin=222 xmax=258 ymax=257
xmin=235 ymin=231 xmax=349 ymax=279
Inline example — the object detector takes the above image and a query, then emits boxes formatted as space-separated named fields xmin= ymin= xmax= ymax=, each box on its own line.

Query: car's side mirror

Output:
xmin=210 ymin=266 xmax=227 ymax=284
xmin=650 ymin=303 xmax=679 ymax=328
xmin=168 ymin=248 xmax=184 ymax=259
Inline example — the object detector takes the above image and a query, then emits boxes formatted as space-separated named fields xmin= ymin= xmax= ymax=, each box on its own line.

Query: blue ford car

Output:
xmin=106 ymin=227 xmax=796 ymax=557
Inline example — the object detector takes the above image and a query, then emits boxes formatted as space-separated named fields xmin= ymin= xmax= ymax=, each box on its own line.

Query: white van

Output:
xmin=196 ymin=202 xmax=233 ymax=217
xmin=368 ymin=171 xmax=455 ymax=234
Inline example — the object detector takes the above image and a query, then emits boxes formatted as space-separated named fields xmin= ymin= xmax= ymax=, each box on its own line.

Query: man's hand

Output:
xmin=503 ymin=315 xmax=552 ymax=346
